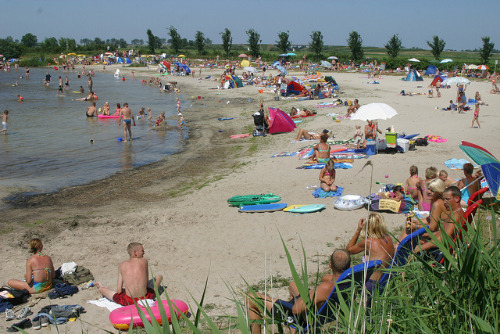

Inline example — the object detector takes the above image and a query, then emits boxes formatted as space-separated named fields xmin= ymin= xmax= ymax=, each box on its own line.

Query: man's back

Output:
xmin=119 ymin=257 xmax=149 ymax=298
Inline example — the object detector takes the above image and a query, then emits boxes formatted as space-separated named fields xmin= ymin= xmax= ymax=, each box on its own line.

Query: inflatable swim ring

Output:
xmin=109 ymin=299 xmax=188 ymax=330
xmin=98 ymin=114 xmax=122 ymax=119
xmin=333 ymin=195 xmax=367 ymax=211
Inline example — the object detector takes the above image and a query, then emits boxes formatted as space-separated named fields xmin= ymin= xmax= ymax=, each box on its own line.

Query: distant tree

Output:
xmin=40 ymin=37 xmax=59 ymax=53
xmin=58 ymin=38 xmax=67 ymax=51
xmin=426 ymin=35 xmax=446 ymax=60
xmin=21 ymin=33 xmax=37 ymax=48
xmin=385 ymin=34 xmax=402 ymax=58
xmin=93 ymin=37 xmax=105 ymax=49
xmin=195 ymin=31 xmax=206 ymax=55
xmin=147 ymin=29 xmax=156 ymax=54
xmin=154 ymin=36 xmax=163 ymax=49
xmin=131 ymin=39 xmax=143 ymax=46
xmin=168 ymin=26 xmax=182 ymax=54
xmin=479 ymin=36 xmax=495 ymax=64
xmin=0 ymin=37 xmax=22 ymax=58
xmin=118 ymin=38 xmax=127 ymax=48
xmin=67 ymin=38 xmax=76 ymax=51
xmin=276 ymin=31 xmax=291 ymax=54
xmin=309 ymin=31 xmax=324 ymax=59
xmin=246 ymin=29 xmax=261 ymax=57
xmin=347 ymin=31 xmax=364 ymax=62
xmin=80 ymin=38 xmax=92 ymax=47
xmin=205 ymin=37 xmax=212 ymax=45
xmin=220 ymin=28 xmax=232 ymax=58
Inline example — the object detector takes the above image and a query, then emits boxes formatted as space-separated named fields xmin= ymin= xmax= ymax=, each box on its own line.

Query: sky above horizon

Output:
xmin=2 ymin=0 xmax=498 ymax=52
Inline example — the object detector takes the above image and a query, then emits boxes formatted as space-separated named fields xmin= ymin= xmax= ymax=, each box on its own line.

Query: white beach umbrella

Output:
xmin=350 ymin=103 xmax=398 ymax=121
xmin=441 ymin=77 xmax=471 ymax=86
xmin=408 ymin=58 xmax=420 ymax=62
xmin=440 ymin=59 xmax=453 ymax=63
xmin=244 ymin=66 xmax=257 ymax=73
xmin=328 ymin=56 xmax=338 ymax=60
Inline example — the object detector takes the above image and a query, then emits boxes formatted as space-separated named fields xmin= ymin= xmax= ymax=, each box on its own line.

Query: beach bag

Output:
xmin=0 ymin=288 xmax=30 ymax=306
xmin=62 ymin=266 xmax=94 ymax=285
xmin=415 ymin=138 xmax=428 ymax=146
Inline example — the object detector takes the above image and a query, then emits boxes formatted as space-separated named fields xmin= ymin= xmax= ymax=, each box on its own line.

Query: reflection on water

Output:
xmin=0 ymin=68 xmax=187 ymax=197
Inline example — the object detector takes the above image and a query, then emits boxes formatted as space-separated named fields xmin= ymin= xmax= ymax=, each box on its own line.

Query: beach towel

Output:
xmin=369 ymin=195 xmax=414 ymax=213
xmin=444 ymin=158 xmax=471 ymax=170
xmin=426 ymin=135 xmax=447 ymax=143
xmin=313 ymin=187 xmax=344 ymax=198
xmin=297 ymin=163 xmax=353 ymax=169
xmin=270 ymin=152 xmax=299 ymax=158
xmin=87 ymin=298 xmax=155 ymax=312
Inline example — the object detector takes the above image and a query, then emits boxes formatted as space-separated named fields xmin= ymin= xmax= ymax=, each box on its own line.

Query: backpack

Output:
xmin=62 ymin=266 xmax=94 ymax=285
xmin=415 ymin=137 xmax=428 ymax=146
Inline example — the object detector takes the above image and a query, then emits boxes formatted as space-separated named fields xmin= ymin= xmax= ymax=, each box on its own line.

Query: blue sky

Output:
xmin=1 ymin=0 xmax=498 ymax=51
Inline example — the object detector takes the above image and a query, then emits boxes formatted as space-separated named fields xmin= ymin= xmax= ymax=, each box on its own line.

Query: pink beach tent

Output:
xmin=268 ymin=107 xmax=297 ymax=134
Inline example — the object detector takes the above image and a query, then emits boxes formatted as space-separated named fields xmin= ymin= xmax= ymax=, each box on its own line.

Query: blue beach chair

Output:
xmin=289 ymin=260 xmax=382 ymax=333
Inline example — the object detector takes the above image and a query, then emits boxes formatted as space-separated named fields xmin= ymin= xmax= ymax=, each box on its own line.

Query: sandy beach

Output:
xmin=1 ymin=64 xmax=499 ymax=332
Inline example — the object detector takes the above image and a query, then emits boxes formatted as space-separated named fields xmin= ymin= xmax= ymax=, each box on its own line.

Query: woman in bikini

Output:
xmin=405 ymin=165 xmax=422 ymax=202
xmin=319 ymin=158 xmax=337 ymax=192
xmin=101 ymin=101 xmax=110 ymax=115
xmin=457 ymin=163 xmax=481 ymax=206
xmin=417 ymin=166 xmax=438 ymax=211
xmin=363 ymin=120 xmax=382 ymax=148
xmin=312 ymin=133 xmax=330 ymax=162
xmin=8 ymin=238 xmax=55 ymax=294
xmin=114 ymin=103 xmax=121 ymax=115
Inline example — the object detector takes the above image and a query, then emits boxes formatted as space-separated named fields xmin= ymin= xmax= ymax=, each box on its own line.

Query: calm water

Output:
xmin=0 ymin=67 xmax=186 ymax=200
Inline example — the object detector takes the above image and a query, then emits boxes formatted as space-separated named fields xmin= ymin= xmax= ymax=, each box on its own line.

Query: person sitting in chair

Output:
xmin=246 ymin=249 xmax=351 ymax=334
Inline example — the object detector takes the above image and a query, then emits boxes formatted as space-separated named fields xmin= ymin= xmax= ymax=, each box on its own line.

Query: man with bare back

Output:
xmin=119 ymin=102 xmax=135 ymax=142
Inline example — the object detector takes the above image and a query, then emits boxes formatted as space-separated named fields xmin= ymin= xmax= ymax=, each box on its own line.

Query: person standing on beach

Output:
xmin=0 ymin=110 xmax=8 ymax=135
xmin=119 ymin=102 xmax=135 ymax=142
xmin=96 ymin=242 xmax=163 ymax=306
xmin=471 ymin=102 xmax=480 ymax=128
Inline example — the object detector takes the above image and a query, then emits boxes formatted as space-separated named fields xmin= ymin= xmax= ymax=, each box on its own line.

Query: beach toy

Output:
xmin=333 ymin=195 xmax=367 ymax=211
xmin=385 ymin=174 xmax=389 ymax=178
xmin=109 ymin=299 xmax=188 ymax=330
xmin=118 ymin=137 xmax=123 ymax=142
xmin=198 ymin=96 xmax=201 ymax=99
xmin=238 ymin=203 xmax=287 ymax=213
xmin=227 ymin=193 xmax=281 ymax=206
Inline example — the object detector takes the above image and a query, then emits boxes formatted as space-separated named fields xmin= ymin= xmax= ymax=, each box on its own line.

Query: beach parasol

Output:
xmin=244 ymin=66 xmax=257 ymax=73
xmin=350 ymin=103 xmax=398 ymax=121
xmin=408 ymin=58 xmax=420 ymax=62
xmin=467 ymin=64 xmax=478 ymax=70
xmin=77 ymin=54 xmax=85 ymax=57
xmin=67 ymin=53 xmax=76 ymax=56
xmin=442 ymin=77 xmax=470 ymax=86
xmin=477 ymin=65 xmax=489 ymax=70
xmin=238 ymin=53 xmax=248 ymax=58
xmin=274 ymin=64 xmax=287 ymax=75
xmin=240 ymin=59 xmax=250 ymax=67
xmin=286 ymin=52 xmax=296 ymax=56
xmin=320 ymin=60 xmax=333 ymax=69
xmin=459 ymin=141 xmax=500 ymax=198
xmin=440 ymin=58 xmax=453 ymax=63
xmin=104 ymin=52 xmax=113 ymax=55
xmin=328 ymin=56 xmax=338 ymax=60
xmin=178 ymin=55 xmax=186 ymax=58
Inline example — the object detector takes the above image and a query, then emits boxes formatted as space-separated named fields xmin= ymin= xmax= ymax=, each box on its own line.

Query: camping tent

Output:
xmin=424 ymin=65 xmax=438 ymax=75
xmin=430 ymin=75 xmax=446 ymax=87
xmin=124 ymin=58 xmax=132 ymax=64
xmin=174 ymin=62 xmax=191 ymax=74
xmin=116 ymin=57 xmax=124 ymax=64
xmin=404 ymin=70 xmax=423 ymax=81
xmin=162 ymin=61 xmax=171 ymax=71
xmin=286 ymin=81 xmax=305 ymax=95
xmin=268 ymin=107 xmax=296 ymax=134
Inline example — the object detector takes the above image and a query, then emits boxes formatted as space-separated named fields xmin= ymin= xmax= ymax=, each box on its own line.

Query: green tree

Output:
xmin=147 ymin=29 xmax=156 ymax=54
xmin=40 ymin=37 xmax=59 ymax=53
xmin=246 ymin=29 xmax=261 ymax=57
xmin=21 ymin=33 xmax=37 ymax=48
xmin=426 ymin=35 xmax=446 ymax=60
xmin=276 ymin=31 xmax=291 ymax=54
xmin=58 ymin=38 xmax=67 ymax=51
xmin=385 ymin=34 xmax=402 ymax=58
xmin=67 ymin=38 xmax=76 ymax=51
xmin=479 ymin=36 xmax=495 ymax=64
xmin=80 ymin=38 xmax=92 ymax=47
xmin=220 ymin=28 xmax=232 ymax=58
xmin=309 ymin=31 xmax=324 ymax=59
xmin=168 ymin=26 xmax=182 ymax=54
xmin=131 ymin=39 xmax=144 ymax=46
xmin=195 ymin=31 xmax=206 ymax=55
xmin=0 ymin=37 xmax=21 ymax=58
xmin=118 ymin=38 xmax=128 ymax=49
xmin=347 ymin=31 xmax=364 ymax=62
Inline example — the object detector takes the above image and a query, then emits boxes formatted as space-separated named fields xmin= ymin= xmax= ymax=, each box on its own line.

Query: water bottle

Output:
xmin=306 ymin=185 xmax=319 ymax=190
xmin=81 ymin=281 xmax=95 ymax=290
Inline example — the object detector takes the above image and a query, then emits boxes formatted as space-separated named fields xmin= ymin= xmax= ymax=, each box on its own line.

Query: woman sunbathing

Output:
xmin=295 ymin=128 xmax=328 ymax=141
xmin=8 ymin=238 xmax=55 ymax=294
xmin=319 ymin=159 xmax=337 ymax=192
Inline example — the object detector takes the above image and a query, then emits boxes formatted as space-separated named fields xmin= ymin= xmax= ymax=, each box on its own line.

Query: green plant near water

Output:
xmin=125 ymin=207 xmax=498 ymax=333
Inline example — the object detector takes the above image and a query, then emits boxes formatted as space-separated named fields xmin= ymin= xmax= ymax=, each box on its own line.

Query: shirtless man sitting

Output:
xmin=86 ymin=102 xmax=98 ymax=117
xmin=346 ymin=99 xmax=360 ymax=117
xmin=414 ymin=186 xmax=464 ymax=254
xmin=96 ymin=242 xmax=163 ymax=306
xmin=246 ymin=249 xmax=350 ymax=334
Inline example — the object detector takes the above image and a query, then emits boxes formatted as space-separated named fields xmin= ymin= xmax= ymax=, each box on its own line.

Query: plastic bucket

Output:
xmin=366 ymin=140 xmax=376 ymax=155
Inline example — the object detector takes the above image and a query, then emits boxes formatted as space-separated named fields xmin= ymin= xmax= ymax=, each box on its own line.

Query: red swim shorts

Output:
xmin=112 ymin=288 xmax=156 ymax=306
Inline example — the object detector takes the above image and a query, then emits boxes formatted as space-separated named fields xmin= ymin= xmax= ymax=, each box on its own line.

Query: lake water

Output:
xmin=0 ymin=67 xmax=186 ymax=201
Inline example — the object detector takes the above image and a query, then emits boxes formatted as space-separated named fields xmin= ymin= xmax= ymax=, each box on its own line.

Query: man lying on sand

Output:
xmin=246 ymin=249 xmax=350 ymax=334
xmin=96 ymin=242 xmax=163 ymax=306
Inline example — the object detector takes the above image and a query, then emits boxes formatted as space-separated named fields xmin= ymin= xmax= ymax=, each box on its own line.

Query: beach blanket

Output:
xmin=426 ymin=135 xmax=447 ymax=143
xmin=297 ymin=163 xmax=353 ymax=169
xmin=270 ymin=152 xmax=299 ymax=158
xmin=313 ymin=187 xmax=344 ymax=198
xmin=369 ymin=195 xmax=414 ymax=213
xmin=444 ymin=158 xmax=473 ymax=170
xmin=332 ymin=153 xmax=368 ymax=160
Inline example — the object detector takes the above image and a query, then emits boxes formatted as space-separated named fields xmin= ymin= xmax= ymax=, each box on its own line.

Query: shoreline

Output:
xmin=1 ymin=65 xmax=499 ymax=332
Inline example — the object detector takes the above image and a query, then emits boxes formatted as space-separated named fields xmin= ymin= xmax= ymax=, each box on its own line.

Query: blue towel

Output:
xmin=444 ymin=158 xmax=471 ymax=170
xmin=313 ymin=186 xmax=344 ymax=198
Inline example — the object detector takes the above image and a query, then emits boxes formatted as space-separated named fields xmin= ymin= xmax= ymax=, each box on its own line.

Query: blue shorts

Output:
xmin=124 ymin=119 xmax=131 ymax=125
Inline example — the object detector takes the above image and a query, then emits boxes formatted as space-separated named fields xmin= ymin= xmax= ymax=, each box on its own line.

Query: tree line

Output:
xmin=0 ymin=28 xmax=496 ymax=66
